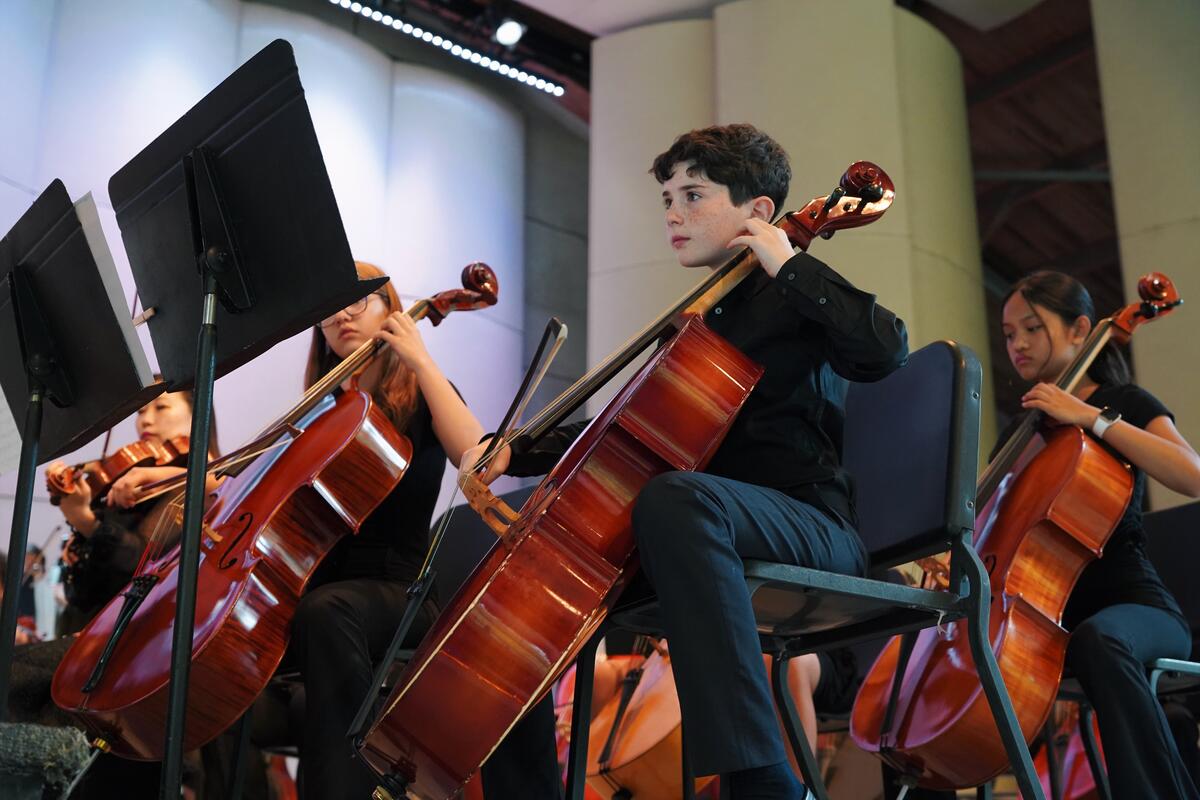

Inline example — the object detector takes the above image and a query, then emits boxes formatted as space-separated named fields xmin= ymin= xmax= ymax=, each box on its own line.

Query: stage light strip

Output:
xmin=329 ymin=0 xmax=566 ymax=97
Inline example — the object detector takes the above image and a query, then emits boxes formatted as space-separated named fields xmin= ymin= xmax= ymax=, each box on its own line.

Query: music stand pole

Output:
xmin=0 ymin=255 xmax=78 ymax=716
xmin=0 ymin=381 xmax=45 ymax=720
xmin=159 ymin=268 xmax=219 ymax=797
xmin=0 ymin=181 xmax=163 ymax=717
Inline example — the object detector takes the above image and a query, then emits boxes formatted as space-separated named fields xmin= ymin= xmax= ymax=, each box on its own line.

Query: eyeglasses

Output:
xmin=319 ymin=291 xmax=387 ymax=328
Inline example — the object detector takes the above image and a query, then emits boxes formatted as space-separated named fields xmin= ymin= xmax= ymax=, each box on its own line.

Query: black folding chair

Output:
xmin=1049 ymin=499 xmax=1200 ymax=800
xmin=564 ymin=340 xmax=1046 ymax=800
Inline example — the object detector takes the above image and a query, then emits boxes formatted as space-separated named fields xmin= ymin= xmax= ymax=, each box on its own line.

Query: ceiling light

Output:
xmin=327 ymin=3 xmax=564 ymax=98
xmin=494 ymin=19 xmax=525 ymax=48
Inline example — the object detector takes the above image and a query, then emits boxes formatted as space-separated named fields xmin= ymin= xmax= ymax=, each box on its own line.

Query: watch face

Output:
xmin=1100 ymin=407 xmax=1120 ymax=422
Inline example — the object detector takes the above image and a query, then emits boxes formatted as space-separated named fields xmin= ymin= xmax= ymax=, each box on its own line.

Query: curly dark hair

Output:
xmin=650 ymin=123 xmax=791 ymax=212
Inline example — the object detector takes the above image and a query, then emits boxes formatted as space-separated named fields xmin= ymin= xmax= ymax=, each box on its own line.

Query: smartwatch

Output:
xmin=1091 ymin=406 xmax=1121 ymax=440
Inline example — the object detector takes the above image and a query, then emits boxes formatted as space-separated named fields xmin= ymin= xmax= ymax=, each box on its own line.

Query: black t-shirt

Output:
xmin=62 ymin=505 xmax=150 ymax=628
xmin=311 ymin=392 xmax=448 ymax=586
xmin=991 ymin=382 xmax=1185 ymax=630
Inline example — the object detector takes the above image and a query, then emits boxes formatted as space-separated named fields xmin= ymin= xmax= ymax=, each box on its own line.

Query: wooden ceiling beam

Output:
xmin=968 ymin=30 xmax=1094 ymax=106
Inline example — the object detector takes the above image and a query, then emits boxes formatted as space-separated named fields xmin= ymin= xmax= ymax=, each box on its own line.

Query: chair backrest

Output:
xmin=429 ymin=485 xmax=536 ymax=602
xmin=842 ymin=340 xmax=981 ymax=570
xmin=1143 ymin=501 xmax=1200 ymax=638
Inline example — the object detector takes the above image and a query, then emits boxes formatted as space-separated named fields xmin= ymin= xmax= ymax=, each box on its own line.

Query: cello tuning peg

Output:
xmin=821 ymin=186 xmax=846 ymax=215
xmin=859 ymin=183 xmax=885 ymax=203
xmin=819 ymin=230 xmax=836 ymax=240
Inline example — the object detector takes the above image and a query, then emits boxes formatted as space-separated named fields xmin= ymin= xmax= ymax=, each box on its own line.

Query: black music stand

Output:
xmin=107 ymin=39 xmax=383 ymax=798
xmin=0 ymin=179 xmax=161 ymax=718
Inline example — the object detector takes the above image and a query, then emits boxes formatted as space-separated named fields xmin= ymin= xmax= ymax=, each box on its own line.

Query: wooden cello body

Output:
xmin=359 ymin=315 xmax=762 ymax=797
xmin=850 ymin=426 xmax=1130 ymax=788
xmin=358 ymin=164 xmax=896 ymax=799
xmin=52 ymin=389 xmax=411 ymax=758
xmin=552 ymin=639 xmax=721 ymax=797
xmin=850 ymin=273 xmax=1181 ymax=790
xmin=51 ymin=265 xmax=499 ymax=759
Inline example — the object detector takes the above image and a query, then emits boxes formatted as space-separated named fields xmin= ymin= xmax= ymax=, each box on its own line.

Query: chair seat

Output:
xmin=1057 ymin=657 xmax=1200 ymax=702
xmin=743 ymin=561 xmax=961 ymax=647
xmin=1150 ymin=657 xmax=1200 ymax=697
xmin=608 ymin=561 xmax=963 ymax=654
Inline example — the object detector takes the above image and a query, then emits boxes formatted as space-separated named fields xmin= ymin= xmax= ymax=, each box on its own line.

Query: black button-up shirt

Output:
xmin=509 ymin=251 xmax=908 ymax=530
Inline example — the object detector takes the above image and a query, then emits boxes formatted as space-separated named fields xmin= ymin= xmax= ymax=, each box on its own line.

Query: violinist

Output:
xmin=47 ymin=388 xmax=217 ymax=636
xmin=996 ymin=271 xmax=1200 ymax=798
xmin=286 ymin=261 xmax=488 ymax=800
xmin=463 ymin=123 xmax=908 ymax=799
xmin=8 ymin=390 xmax=220 ymax=797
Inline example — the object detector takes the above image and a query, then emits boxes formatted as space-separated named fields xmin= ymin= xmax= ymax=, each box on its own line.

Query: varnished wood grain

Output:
xmin=52 ymin=390 xmax=411 ymax=759
xmin=851 ymin=426 xmax=1134 ymax=788
xmin=359 ymin=316 xmax=764 ymax=799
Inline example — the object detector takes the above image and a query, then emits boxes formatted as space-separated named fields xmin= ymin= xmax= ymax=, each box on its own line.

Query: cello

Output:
xmin=849 ymin=273 xmax=1182 ymax=790
xmin=553 ymin=639 xmax=720 ymax=799
xmin=357 ymin=163 xmax=895 ymax=799
xmin=51 ymin=265 xmax=498 ymax=759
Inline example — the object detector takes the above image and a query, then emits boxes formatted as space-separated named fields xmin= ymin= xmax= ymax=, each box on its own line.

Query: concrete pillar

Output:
xmin=587 ymin=19 xmax=714 ymax=411
xmin=1092 ymin=0 xmax=1200 ymax=510
xmin=588 ymin=0 xmax=995 ymax=449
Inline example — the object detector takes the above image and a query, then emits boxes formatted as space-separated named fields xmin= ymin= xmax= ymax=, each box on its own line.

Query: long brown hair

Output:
xmin=303 ymin=261 xmax=419 ymax=431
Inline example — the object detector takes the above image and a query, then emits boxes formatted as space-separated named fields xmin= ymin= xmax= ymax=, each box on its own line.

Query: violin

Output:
xmin=46 ymin=435 xmax=190 ymax=506
xmin=850 ymin=273 xmax=1181 ymax=790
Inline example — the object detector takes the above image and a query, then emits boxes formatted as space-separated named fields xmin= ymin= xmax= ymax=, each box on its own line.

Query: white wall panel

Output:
xmin=1 ymin=1 xmax=531 ymax=565
xmin=238 ymin=4 xmax=393 ymax=263
xmin=33 ymin=0 xmax=240 ymax=211
xmin=0 ymin=0 xmax=58 ymax=191
xmin=384 ymin=62 xmax=525 ymax=334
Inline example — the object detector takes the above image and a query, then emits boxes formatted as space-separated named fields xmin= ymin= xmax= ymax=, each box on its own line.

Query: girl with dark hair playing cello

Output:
xmin=997 ymin=270 xmax=1200 ymax=799
xmin=885 ymin=270 xmax=1200 ymax=799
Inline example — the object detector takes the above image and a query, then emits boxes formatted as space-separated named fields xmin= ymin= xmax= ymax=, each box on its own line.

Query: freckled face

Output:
xmin=661 ymin=163 xmax=755 ymax=268
xmin=1001 ymin=292 xmax=1086 ymax=383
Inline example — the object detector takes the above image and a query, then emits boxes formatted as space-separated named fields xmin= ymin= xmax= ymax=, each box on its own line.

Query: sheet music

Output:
xmin=76 ymin=193 xmax=154 ymax=386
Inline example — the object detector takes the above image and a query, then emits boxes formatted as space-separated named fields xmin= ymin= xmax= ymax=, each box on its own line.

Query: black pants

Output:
xmin=631 ymin=471 xmax=866 ymax=776
xmin=1067 ymin=602 xmax=1198 ymax=799
xmin=291 ymin=577 xmax=559 ymax=800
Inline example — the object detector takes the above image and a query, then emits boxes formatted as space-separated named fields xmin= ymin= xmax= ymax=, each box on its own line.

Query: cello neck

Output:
xmin=515 ymin=162 xmax=895 ymax=448
xmin=262 ymin=297 xmax=439 ymax=436
xmin=976 ymin=317 xmax=1119 ymax=506
xmin=517 ymin=247 xmax=760 ymax=445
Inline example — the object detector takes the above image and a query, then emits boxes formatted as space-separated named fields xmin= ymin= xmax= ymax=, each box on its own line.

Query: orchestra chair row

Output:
xmin=1046 ymin=499 xmax=1200 ymax=800
xmin=566 ymin=340 xmax=1046 ymax=800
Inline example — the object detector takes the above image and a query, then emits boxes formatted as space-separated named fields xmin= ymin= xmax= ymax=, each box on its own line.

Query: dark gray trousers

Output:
xmin=1067 ymin=602 xmax=1197 ymax=800
xmin=631 ymin=471 xmax=866 ymax=776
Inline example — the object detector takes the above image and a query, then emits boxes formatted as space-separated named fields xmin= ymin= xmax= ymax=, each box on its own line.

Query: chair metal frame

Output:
xmin=563 ymin=340 xmax=1047 ymax=800
xmin=1047 ymin=499 xmax=1200 ymax=800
